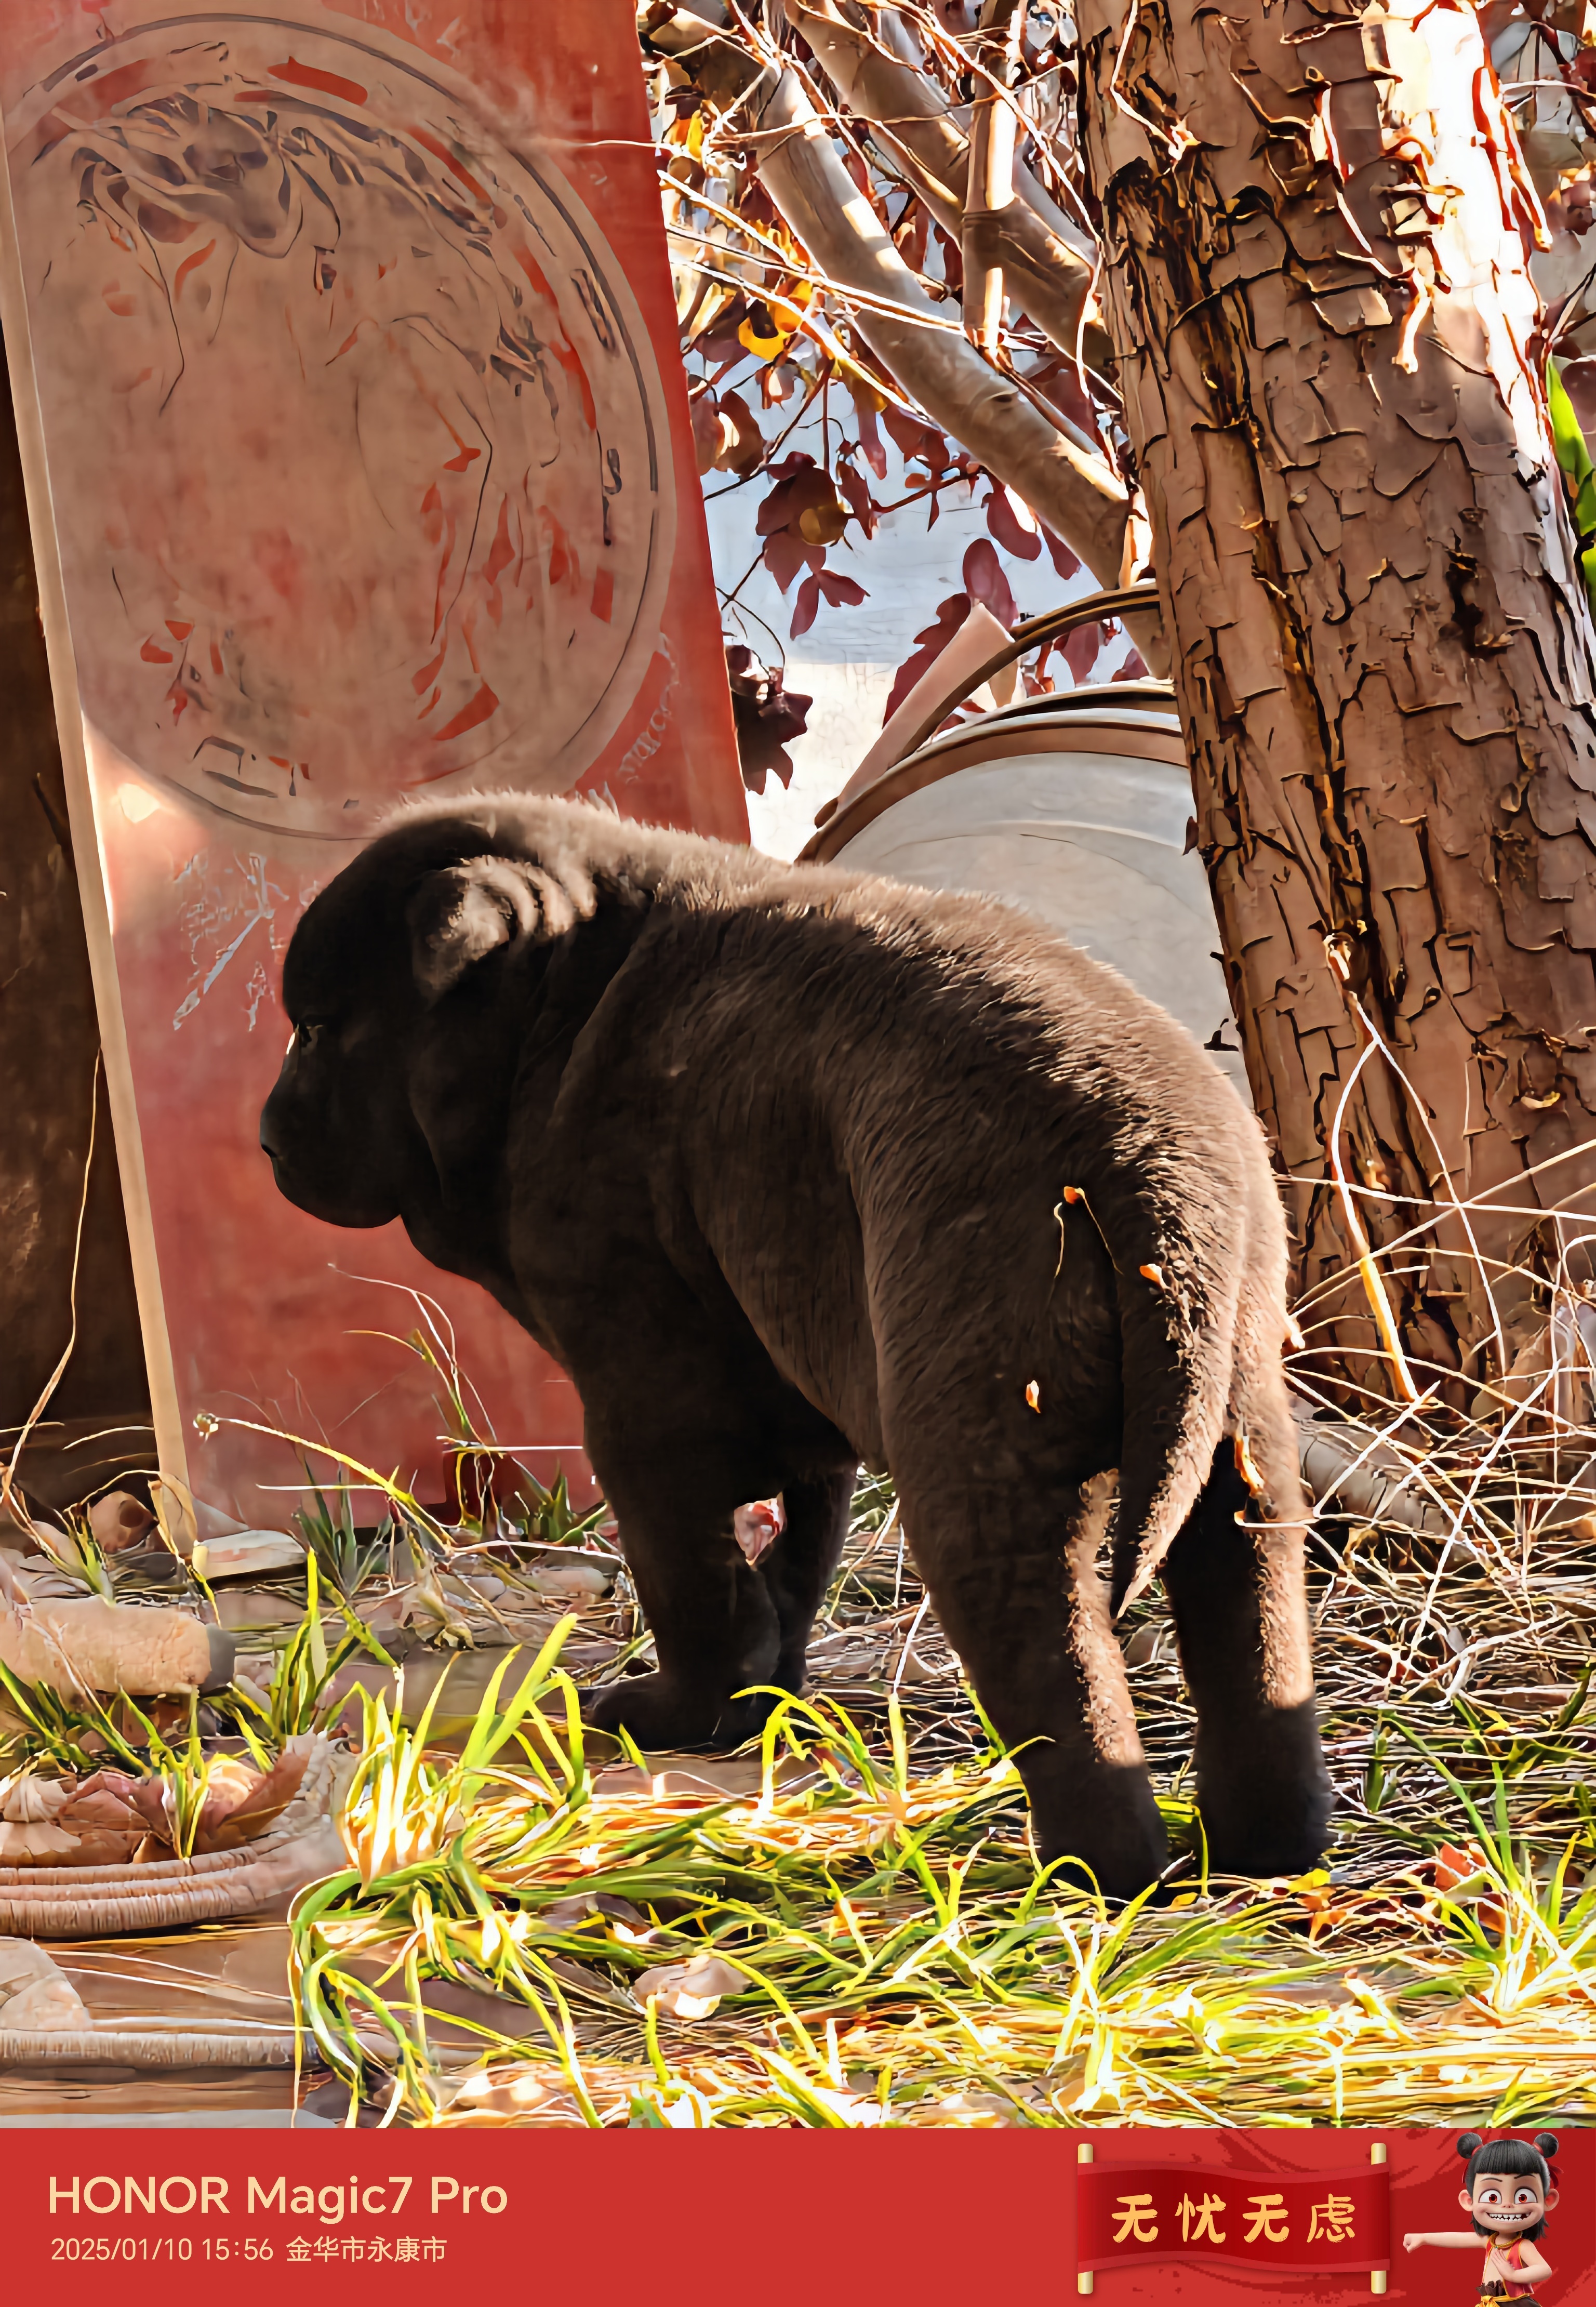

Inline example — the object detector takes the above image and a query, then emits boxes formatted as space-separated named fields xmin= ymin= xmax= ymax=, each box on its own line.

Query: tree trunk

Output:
xmin=1075 ymin=0 xmax=1596 ymax=1386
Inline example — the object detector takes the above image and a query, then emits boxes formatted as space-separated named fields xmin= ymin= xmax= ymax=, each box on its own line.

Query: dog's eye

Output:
xmin=295 ymin=1017 xmax=329 ymax=1051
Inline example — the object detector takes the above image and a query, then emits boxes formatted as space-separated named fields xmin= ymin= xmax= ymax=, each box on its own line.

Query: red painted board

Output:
xmin=0 ymin=0 xmax=745 ymax=1524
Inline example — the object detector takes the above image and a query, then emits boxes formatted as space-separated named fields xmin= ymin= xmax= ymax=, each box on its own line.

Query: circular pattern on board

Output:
xmin=11 ymin=14 xmax=674 ymax=836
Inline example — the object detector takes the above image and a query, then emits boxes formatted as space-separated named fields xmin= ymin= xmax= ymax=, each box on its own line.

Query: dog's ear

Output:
xmin=408 ymin=857 xmax=584 ymax=999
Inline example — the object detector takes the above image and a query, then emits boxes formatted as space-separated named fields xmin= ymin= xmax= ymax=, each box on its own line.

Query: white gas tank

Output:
xmin=804 ymin=682 xmax=1249 ymax=1100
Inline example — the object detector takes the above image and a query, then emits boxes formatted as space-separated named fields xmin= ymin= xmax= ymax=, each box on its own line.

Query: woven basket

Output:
xmin=0 ymin=2028 xmax=299 ymax=2066
xmin=0 ymin=1819 xmax=345 ymax=1937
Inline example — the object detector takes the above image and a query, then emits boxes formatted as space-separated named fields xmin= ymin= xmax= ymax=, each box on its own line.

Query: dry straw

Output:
xmin=9 ymin=1166 xmax=1596 ymax=2123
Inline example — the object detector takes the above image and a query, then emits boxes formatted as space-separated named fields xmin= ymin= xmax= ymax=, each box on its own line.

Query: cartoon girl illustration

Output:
xmin=1403 ymin=2132 xmax=1560 ymax=2301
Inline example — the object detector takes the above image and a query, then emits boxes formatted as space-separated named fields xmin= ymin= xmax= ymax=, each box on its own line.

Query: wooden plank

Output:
xmin=0 ymin=343 xmax=150 ymax=1511
xmin=0 ymin=149 xmax=190 ymax=1531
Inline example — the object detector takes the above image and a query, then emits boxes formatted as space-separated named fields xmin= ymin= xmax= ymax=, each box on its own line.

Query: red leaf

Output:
xmin=715 ymin=389 xmax=765 ymax=476
xmin=985 ymin=484 xmax=1042 ymax=561
xmin=961 ymin=539 xmax=1017 ymax=629
xmin=1432 ymin=1844 xmax=1485 ymax=1892
xmin=762 ymin=359 xmax=799 ymax=410
xmin=755 ymin=453 xmax=818 ymax=537
xmin=817 ymin=571 xmax=867 ymax=607
xmin=762 ymin=530 xmax=824 ymax=594
xmin=894 ymin=201 xmax=929 ymax=275
xmin=689 ymin=387 xmax=721 ymax=477
xmin=1041 ymin=526 xmax=1081 ymax=581
xmin=1040 ymin=359 xmax=1100 ymax=441
xmin=1111 ymin=647 xmax=1149 ymax=680
xmin=883 ymin=407 xmax=946 ymax=468
xmin=791 ymin=572 xmax=822 ymax=638
xmin=847 ymin=383 xmax=888 ymax=479
xmin=1062 ymin=621 xmax=1102 ymax=682
xmin=738 ymin=178 xmax=782 ymax=233
xmin=883 ymin=593 xmax=969 ymax=721
xmin=932 ymin=222 xmax=963 ymax=296
xmin=837 ymin=452 xmax=877 ymax=537
xmin=695 ymin=295 xmax=750 ymax=367
xmin=758 ymin=460 xmax=843 ymax=545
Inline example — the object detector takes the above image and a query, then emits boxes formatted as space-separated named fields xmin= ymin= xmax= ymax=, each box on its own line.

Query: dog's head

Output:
xmin=260 ymin=810 xmax=596 ymax=1229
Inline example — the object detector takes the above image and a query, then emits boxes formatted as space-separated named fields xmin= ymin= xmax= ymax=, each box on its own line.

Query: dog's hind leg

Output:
xmin=759 ymin=1467 xmax=856 ymax=1693
xmin=581 ymin=1458 xmax=786 ymax=1751
xmin=1160 ymin=1441 xmax=1331 ymax=1879
xmin=904 ymin=1468 xmax=1170 ymax=1898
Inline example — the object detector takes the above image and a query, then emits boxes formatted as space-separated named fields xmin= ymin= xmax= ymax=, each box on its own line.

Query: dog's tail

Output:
xmin=1107 ymin=1251 xmax=1236 ymax=1614
xmin=1096 ymin=1137 xmax=1297 ymax=1614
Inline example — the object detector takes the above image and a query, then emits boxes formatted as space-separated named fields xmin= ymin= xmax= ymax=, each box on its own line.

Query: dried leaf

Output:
xmin=633 ymin=1955 xmax=749 ymax=2018
xmin=726 ymin=643 xmax=812 ymax=793
xmin=87 ymin=1491 xmax=155 ymax=1555
xmin=198 ymin=1747 xmax=311 ymax=1850
xmin=1 ymin=1771 xmax=74 ymax=1824
xmin=0 ymin=1819 xmax=79 ymax=1861
xmin=734 ymin=1499 xmax=784 ymax=1564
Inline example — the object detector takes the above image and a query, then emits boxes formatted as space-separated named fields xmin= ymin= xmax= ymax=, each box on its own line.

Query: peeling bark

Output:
xmin=1076 ymin=0 xmax=1596 ymax=1375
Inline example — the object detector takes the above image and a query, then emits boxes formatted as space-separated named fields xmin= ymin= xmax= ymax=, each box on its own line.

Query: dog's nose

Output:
xmin=259 ymin=1081 xmax=287 ymax=1162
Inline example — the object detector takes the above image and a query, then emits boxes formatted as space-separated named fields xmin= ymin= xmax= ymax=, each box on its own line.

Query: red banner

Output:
xmin=0 ymin=2130 xmax=1589 ymax=2307
xmin=1078 ymin=2159 xmax=1390 ymax=2276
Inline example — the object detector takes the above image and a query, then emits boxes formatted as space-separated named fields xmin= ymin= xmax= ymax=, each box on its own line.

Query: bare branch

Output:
xmin=964 ymin=0 xmax=1022 ymax=354
xmin=778 ymin=0 xmax=1107 ymax=368
xmin=641 ymin=5 xmax=1130 ymax=585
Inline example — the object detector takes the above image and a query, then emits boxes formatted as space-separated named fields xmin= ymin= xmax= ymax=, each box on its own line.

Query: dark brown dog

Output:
xmin=261 ymin=797 xmax=1330 ymax=1894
